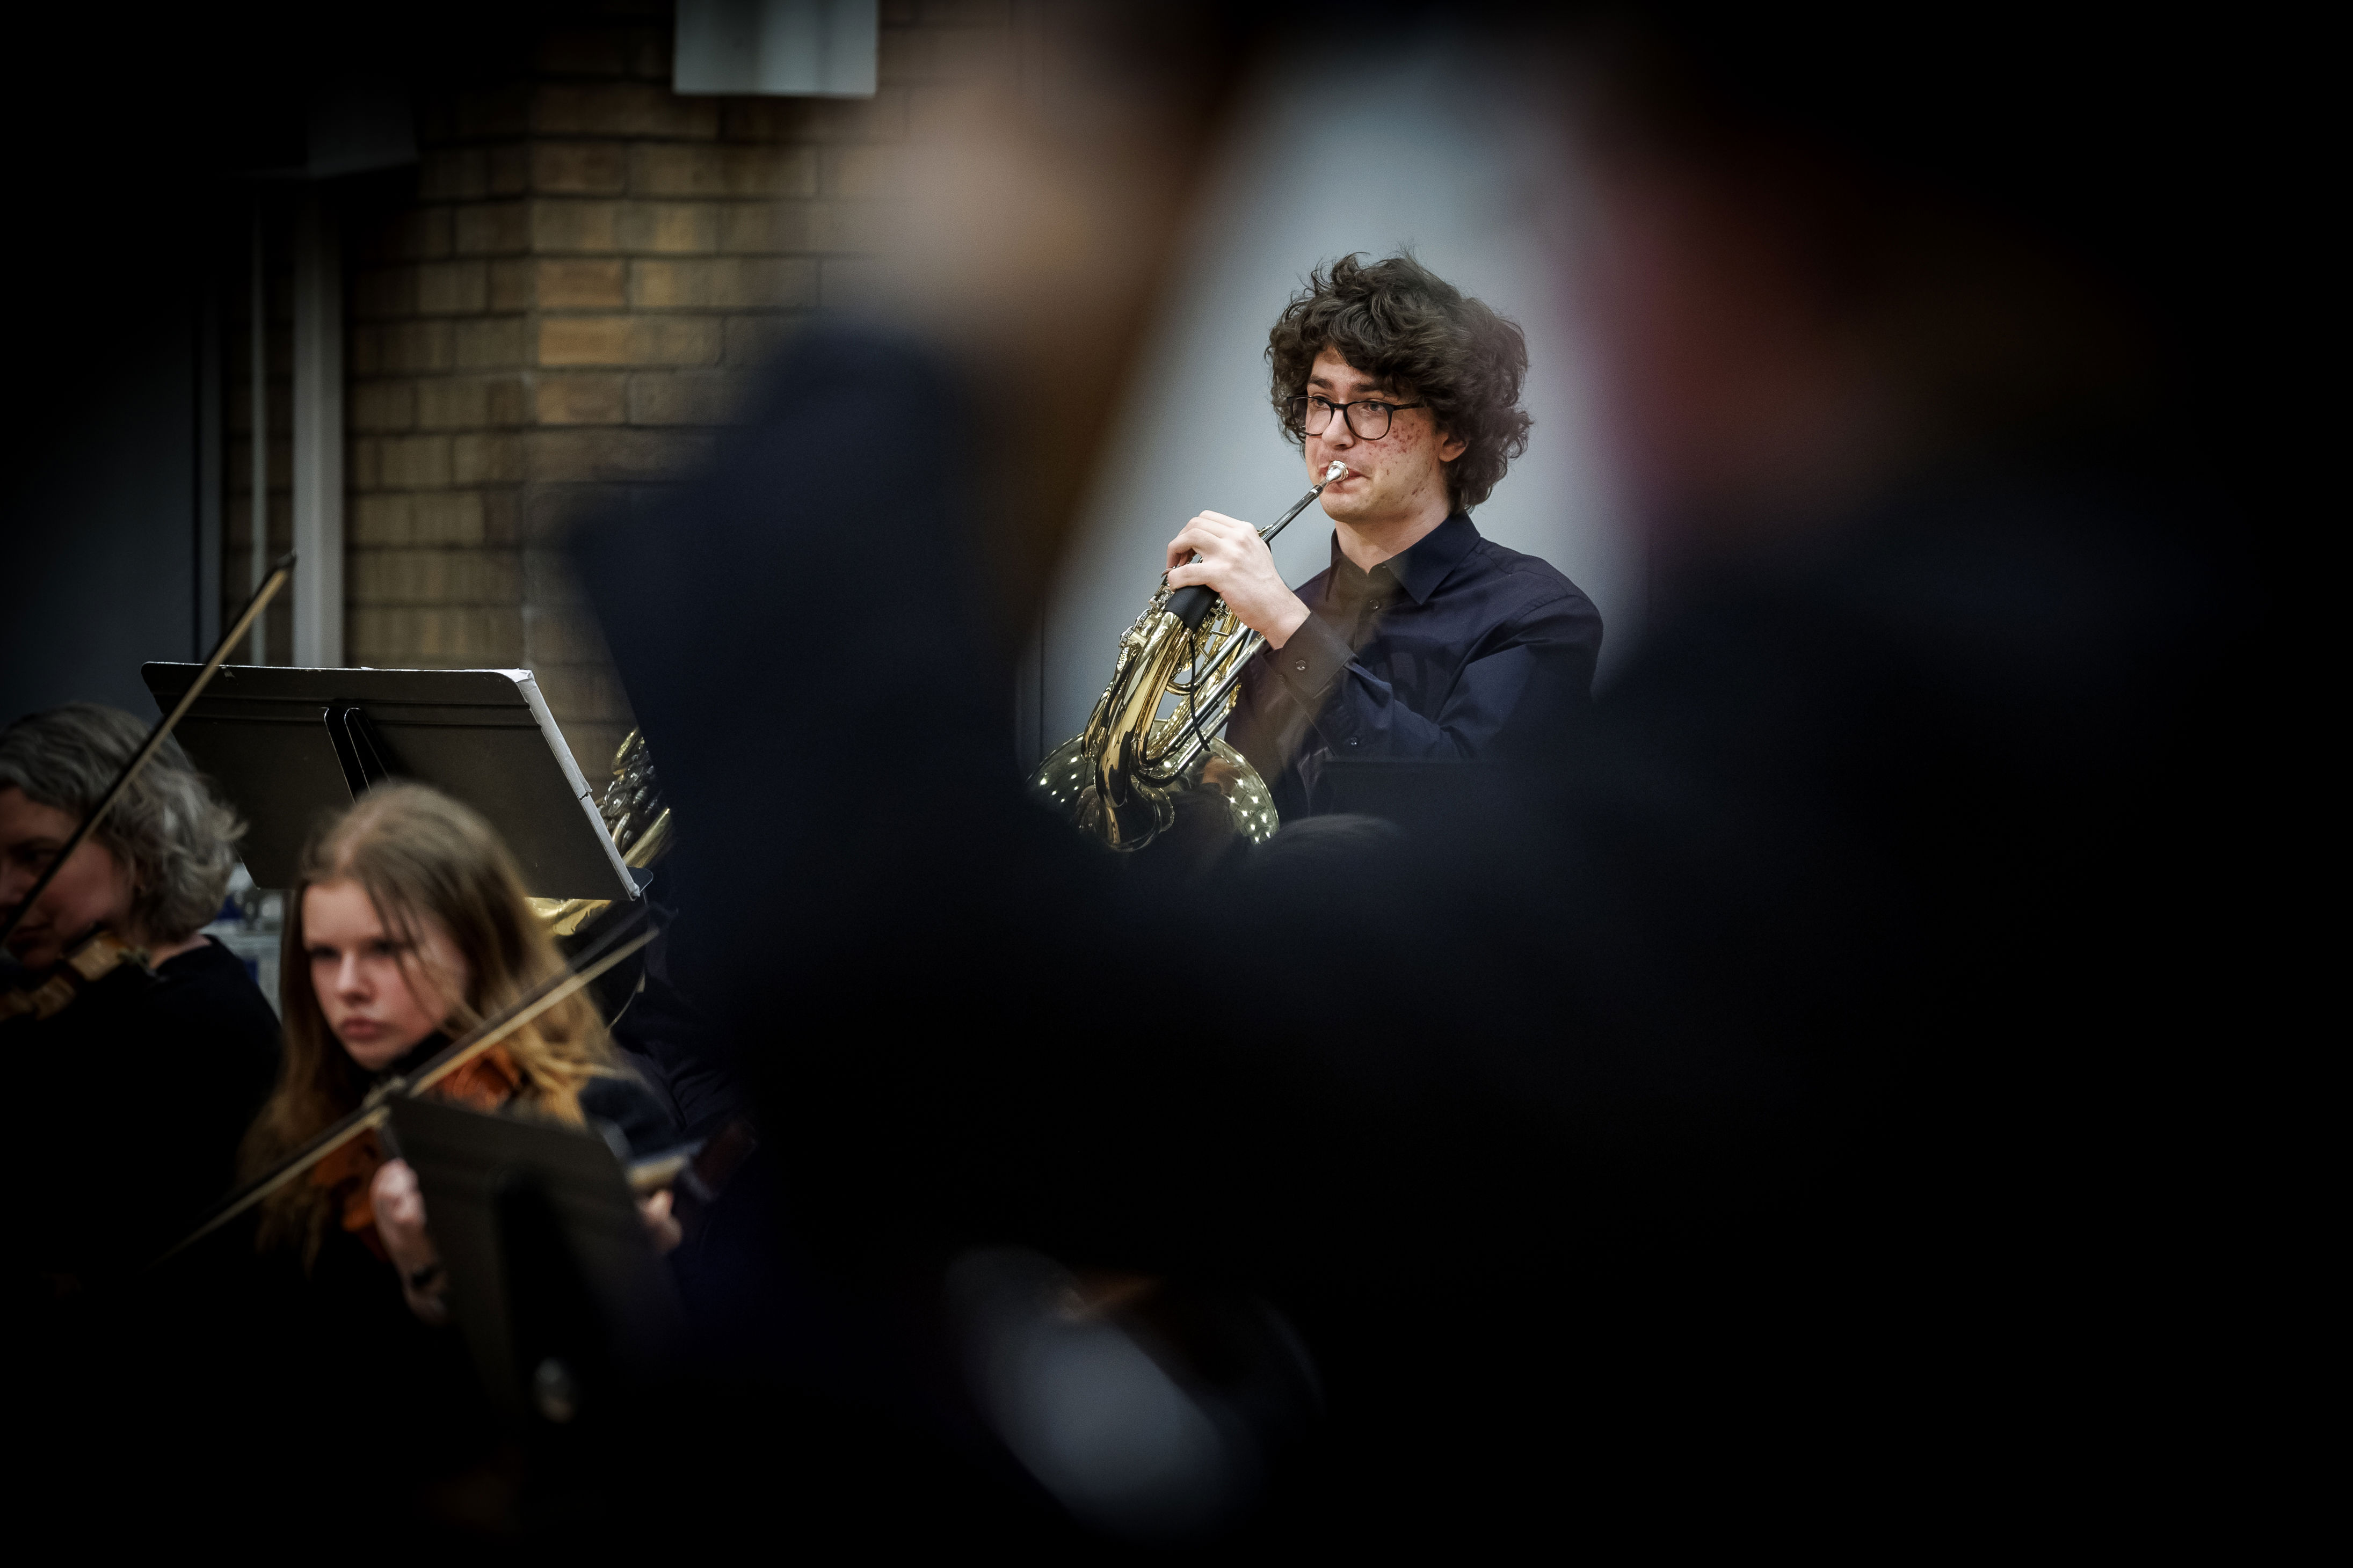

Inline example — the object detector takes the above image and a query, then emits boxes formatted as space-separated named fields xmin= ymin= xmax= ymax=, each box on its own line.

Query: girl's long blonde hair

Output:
xmin=242 ymin=782 xmax=616 ymax=1259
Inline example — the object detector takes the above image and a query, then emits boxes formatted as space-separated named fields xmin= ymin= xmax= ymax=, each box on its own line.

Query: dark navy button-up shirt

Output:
xmin=1226 ymin=512 xmax=1603 ymax=822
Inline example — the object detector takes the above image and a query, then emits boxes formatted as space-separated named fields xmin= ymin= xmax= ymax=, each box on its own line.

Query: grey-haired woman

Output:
xmin=1 ymin=703 xmax=279 ymax=1289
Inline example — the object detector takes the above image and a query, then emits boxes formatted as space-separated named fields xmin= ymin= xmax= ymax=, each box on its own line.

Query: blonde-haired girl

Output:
xmin=243 ymin=782 xmax=677 ymax=1321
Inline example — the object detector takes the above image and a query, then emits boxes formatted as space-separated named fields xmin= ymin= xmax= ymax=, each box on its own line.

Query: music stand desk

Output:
xmin=142 ymin=663 xmax=635 ymax=902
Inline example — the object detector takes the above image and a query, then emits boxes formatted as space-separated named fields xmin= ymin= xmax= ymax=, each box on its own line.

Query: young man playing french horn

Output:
xmin=1165 ymin=253 xmax=1603 ymax=823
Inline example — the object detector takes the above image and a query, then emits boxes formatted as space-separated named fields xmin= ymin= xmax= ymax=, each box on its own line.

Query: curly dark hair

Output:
xmin=1266 ymin=252 xmax=1532 ymax=510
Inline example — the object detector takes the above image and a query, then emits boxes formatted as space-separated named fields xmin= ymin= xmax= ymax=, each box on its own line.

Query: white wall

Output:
xmin=1026 ymin=38 xmax=1635 ymax=762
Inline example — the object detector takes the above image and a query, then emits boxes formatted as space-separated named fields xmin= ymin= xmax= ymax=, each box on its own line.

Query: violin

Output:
xmin=161 ymin=909 xmax=658 ymax=1267
xmin=0 ymin=929 xmax=150 ymax=1024
xmin=307 ymin=1040 xmax=531 ymax=1261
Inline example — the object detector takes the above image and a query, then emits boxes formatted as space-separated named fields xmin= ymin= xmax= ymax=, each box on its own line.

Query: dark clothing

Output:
xmin=5 ymin=935 xmax=279 ymax=1286
xmin=1227 ymin=512 xmax=1601 ymax=820
xmin=609 ymin=895 xmax=752 ymax=1142
xmin=576 ymin=328 xmax=2249 ymax=1547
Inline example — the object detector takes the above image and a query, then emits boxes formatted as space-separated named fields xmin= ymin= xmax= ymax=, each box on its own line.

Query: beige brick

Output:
xmin=351 ymin=380 xmax=416 ymax=433
xmin=535 ymin=374 xmax=628 ymax=425
xmin=348 ymin=438 xmax=381 ymax=491
xmin=454 ymin=317 xmax=527 ymax=370
xmin=619 ymin=201 xmax=720 ymax=254
xmin=824 ymin=145 xmax=908 ymax=200
xmin=454 ymin=201 xmax=528 ymax=256
xmin=348 ymin=606 xmax=525 ymax=665
xmin=483 ymin=489 xmax=522 ymax=546
xmin=629 ymin=257 xmax=817 ymax=310
xmin=721 ymin=89 xmax=909 ymax=144
xmin=530 ymin=141 xmax=628 ymax=195
xmin=628 ymin=371 xmax=749 ymax=426
xmin=388 ymin=207 xmax=453 ymax=261
xmin=520 ymin=604 xmax=614 ymax=664
xmin=488 ymin=144 xmax=530 ymax=196
xmin=717 ymin=202 xmax=799 ymax=254
xmin=532 ymin=199 xmax=623 ymax=254
xmin=376 ymin=322 xmax=455 ymax=374
xmin=539 ymin=316 xmax=723 ymax=368
xmin=722 ymin=314 xmax=800 ymax=366
xmin=454 ymin=433 xmax=524 ymax=485
xmin=417 ymin=148 xmax=487 ymax=201
xmin=490 ymin=259 xmax=533 ymax=311
xmin=350 ymin=494 xmax=415 ymax=546
xmin=631 ymin=143 xmax=816 ymax=199
xmin=377 ymin=435 xmax=453 ymax=489
xmin=533 ymin=83 xmax=719 ymax=140
xmin=352 ymin=266 xmax=418 ymax=320
xmin=528 ymin=427 xmax=714 ymax=482
xmin=417 ymin=377 xmax=486 ymax=430
xmin=539 ymin=317 xmax=628 ymax=367
xmin=412 ymin=492 xmax=487 ymax=546
xmin=486 ymin=376 xmax=528 ymax=427
xmin=417 ymin=260 xmax=489 ymax=315
xmin=349 ymin=548 xmax=521 ymax=606
xmin=536 ymin=258 xmax=627 ymax=309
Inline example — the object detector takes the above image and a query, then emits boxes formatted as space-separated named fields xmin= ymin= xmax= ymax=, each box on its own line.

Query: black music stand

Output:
xmin=388 ymin=1094 xmax=689 ymax=1423
xmin=140 ymin=663 xmax=637 ymax=901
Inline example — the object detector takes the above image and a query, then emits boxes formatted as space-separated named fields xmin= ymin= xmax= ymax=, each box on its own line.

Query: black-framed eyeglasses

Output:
xmin=1286 ymin=395 xmax=1427 ymax=441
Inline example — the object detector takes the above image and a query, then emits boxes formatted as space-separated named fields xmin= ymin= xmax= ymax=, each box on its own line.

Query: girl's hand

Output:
xmin=639 ymin=1188 xmax=684 ymax=1256
xmin=370 ymin=1158 xmax=450 ymax=1325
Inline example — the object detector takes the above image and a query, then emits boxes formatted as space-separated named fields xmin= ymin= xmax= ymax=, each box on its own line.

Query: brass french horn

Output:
xmin=1031 ymin=463 xmax=1346 ymax=851
xmin=531 ymin=728 xmax=673 ymax=936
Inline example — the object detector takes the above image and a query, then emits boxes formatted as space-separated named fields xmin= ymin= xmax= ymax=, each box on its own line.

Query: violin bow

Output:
xmin=153 ymin=903 xmax=657 ymax=1266
xmin=0 ymin=552 xmax=295 ymax=950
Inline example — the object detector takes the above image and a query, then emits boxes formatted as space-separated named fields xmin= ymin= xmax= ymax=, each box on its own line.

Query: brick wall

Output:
xmin=229 ymin=0 xmax=1016 ymax=782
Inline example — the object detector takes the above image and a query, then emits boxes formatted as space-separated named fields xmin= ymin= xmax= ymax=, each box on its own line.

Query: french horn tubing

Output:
xmin=1031 ymin=463 xmax=1347 ymax=851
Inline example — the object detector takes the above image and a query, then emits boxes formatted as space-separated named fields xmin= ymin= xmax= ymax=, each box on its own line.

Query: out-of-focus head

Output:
xmin=871 ymin=5 xmax=1255 ymax=629
xmin=1562 ymin=11 xmax=2191 ymax=560
xmin=0 ymin=704 xmax=242 ymax=969
xmin=1268 ymin=253 xmax=1531 ymax=522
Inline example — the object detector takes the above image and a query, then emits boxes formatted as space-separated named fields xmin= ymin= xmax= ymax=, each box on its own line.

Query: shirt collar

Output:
xmin=1326 ymin=511 xmax=1478 ymax=606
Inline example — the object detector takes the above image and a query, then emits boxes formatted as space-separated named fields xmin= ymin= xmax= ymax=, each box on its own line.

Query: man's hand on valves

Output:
xmin=1165 ymin=512 xmax=1312 ymax=648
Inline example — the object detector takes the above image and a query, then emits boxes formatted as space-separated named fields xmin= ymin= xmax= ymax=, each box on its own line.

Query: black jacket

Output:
xmin=5 ymin=935 xmax=279 ymax=1287
xmin=1228 ymin=512 xmax=1602 ymax=819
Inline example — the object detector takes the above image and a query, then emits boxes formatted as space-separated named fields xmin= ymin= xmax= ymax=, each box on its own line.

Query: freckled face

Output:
xmin=1303 ymin=349 xmax=1467 ymax=529
xmin=302 ymin=878 xmax=469 ymax=1072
